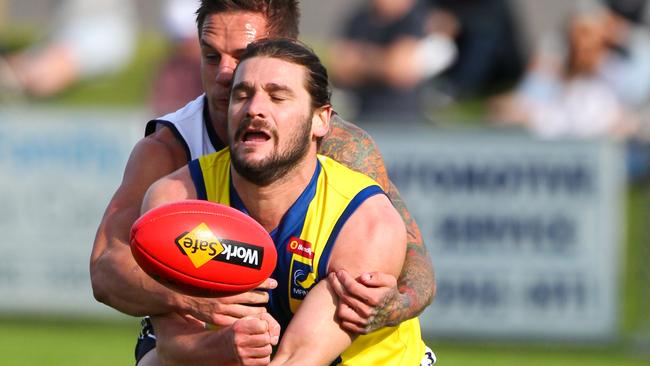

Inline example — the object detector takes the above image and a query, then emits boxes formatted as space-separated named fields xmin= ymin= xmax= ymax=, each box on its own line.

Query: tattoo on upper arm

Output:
xmin=319 ymin=117 xmax=390 ymax=188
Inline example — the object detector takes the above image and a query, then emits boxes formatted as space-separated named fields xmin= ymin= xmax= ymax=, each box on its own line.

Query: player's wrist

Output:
xmin=169 ymin=291 xmax=195 ymax=315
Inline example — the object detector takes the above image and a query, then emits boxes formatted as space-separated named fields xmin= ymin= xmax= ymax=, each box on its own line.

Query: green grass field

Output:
xmin=0 ymin=317 xmax=139 ymax=365
xmin=1 ymin=317 xmax=649 ymax=366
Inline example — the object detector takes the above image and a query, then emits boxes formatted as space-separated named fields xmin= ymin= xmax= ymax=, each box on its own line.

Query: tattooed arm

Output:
xmin=318 ymin=114 xmax=436 ymax=333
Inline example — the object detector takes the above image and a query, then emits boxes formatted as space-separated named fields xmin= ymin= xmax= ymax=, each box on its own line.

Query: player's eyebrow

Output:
xmin=232 ymin=81 xmax=296 ymax=95
xmin=232 ymin=81 xmax=255 ymax=94
xmin=199 ymin=39 xmax=246 ymax=57
xmin=263 ymin=82 xmax=295 ymax=96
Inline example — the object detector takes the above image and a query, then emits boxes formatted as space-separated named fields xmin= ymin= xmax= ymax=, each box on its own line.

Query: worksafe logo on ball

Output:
xmin=175 ymin=223 xmax=264 ymax=270
xmin=175 ymin=223 xmax=224 ymax=268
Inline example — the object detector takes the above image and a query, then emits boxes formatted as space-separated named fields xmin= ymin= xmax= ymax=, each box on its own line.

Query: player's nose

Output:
xmin=245 ymin=92 xmax=269 ymax=119
xmin=215 ymin=57 xmax=237 ymax=86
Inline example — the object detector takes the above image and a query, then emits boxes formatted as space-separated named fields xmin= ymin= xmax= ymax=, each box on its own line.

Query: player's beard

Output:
xmin=231 ymin=116 xmax=312 ymax=187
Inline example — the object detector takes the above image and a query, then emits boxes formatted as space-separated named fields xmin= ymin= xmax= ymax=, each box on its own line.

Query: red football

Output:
xmin=130 ymin=200 xmax=276 ymax=297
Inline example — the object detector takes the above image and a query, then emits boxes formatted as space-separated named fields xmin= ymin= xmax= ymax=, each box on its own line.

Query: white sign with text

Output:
xmin=0 ymin=108 xmax=144 ymax=316
xmin=367 ymin=124 xmax=624 ymax=341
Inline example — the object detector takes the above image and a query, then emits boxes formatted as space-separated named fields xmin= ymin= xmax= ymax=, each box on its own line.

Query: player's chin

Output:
xmin=233 ymin=144 xmax=271 ymax=160
xmin=241 ymin=156 xmax=270 ymax=171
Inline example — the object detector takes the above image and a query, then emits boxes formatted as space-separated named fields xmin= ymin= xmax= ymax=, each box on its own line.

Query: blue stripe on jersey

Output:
xmin=269 ymin=163 xmax=321 ymax=329
xmin=269 ymin=162 xmax=321 ymax=251
xmin=188 ymin=159 xmax=207 ymax=200
xmin=317 ymin=185 xmax=384 ymax=279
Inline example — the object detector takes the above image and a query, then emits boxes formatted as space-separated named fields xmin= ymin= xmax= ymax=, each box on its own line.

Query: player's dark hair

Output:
xmin=196 ymin=0 xmax=300 ymax=39
xmin=237 ymin=38 xmax=331 ymax=110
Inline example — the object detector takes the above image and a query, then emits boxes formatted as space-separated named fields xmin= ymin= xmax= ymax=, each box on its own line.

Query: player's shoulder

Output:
xmin=329 ymin=185 xmax=405 ymax=275
xmin=150 ymin=94 xmax=205 ymax=128
xmin=145 ymin=94 xmax=205 ymax=141
xmin=318 ymin=155 xmax=380 ymax=190
xmin=348 ymin=192 xmax=406 ymax=251
xmin=130 ymin=128 xmax=187 ymax=170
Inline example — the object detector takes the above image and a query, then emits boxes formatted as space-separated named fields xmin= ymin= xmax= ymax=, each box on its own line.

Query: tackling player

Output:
xmin=89 ymin=0 xmax=435 ymax=364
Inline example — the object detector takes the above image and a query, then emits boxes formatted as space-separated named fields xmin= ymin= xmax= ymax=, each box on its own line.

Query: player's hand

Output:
xmin=328 ymin=269 xmax=398 ymax=334
xmin=229 ymin=312 xmax=280 ymax=366
xmin=151 ymin=312 xmax=279 ymax=366
xmin=185 ymin=278 xmax=277 ymax=326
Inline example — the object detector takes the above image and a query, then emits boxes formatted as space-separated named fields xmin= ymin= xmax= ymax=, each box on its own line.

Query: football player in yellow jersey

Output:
xmin=141 ymin=38 xmax=431 ymax=365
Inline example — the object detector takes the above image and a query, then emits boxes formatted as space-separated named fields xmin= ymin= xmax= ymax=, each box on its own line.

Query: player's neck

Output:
xmin=232 ymin=154 xmax=318 ymax=232
xmin=208 ymin=104 xmax=228 ymax=144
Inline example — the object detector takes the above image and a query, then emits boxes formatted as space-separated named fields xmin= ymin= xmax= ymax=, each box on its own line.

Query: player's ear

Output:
xmin=311 ymin=105 xmax=331 ymax=138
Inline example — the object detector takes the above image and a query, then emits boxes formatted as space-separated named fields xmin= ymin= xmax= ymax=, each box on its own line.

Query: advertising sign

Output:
xmin=368 ymin=125 xmax=624 ymax=341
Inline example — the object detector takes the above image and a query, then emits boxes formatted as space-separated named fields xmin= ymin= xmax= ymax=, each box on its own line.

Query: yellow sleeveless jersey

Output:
xmin=189 ymin=149 xmax=425 ymax=365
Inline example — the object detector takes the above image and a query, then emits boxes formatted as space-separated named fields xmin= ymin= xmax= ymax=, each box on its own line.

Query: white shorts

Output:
xmin=421 ymin=345 xmax=437 ymax=365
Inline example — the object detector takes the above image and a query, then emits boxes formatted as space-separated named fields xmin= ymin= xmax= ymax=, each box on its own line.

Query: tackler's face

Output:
xmin=199 ymin=11 xmax=268 ymax=128
xmin=228 ymin=56 xmax=315 ymax=185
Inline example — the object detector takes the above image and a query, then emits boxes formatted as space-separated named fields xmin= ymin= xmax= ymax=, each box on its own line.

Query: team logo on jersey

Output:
xmin=290 ymin=261 xmax=315 ymax=300
xmin=175 ymin=223 xmax=224 ymax=268
xmin=287 ymin=237 xmax=314 ymax=259
xmin=175 ymin=223 xmax=264 ymax=269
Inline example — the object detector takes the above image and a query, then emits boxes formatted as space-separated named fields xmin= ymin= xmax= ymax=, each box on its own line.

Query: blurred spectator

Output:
xmin=599 ymin=0 xmax=650 ymax=109
xmin=490 ymin=1 xmax=640 ymax=139
xmin=602 ymin=0 xmax=650 ymax=181
xmin=490 ymin=2 xmax=638 ymax=139
xmin=149 ymin=0 xmax=203 ymax=116
xmin=489 ymin=1 xmax=650 ymax=181
xmin=0 ymin=0 xmax=136 ymax=100
xmin=329 ymin=0 xmax=456 ymax=123
xmin=427 ymin=0 xmax=525 ymax=100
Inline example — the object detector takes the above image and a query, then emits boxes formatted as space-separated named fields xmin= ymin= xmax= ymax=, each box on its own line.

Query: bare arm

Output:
xmin=90 ymin=129 xmax=270 ymax=324
xmin=270 ymin=194 xmax=407 ymax=366
xmin=319 ymin=115 xmax=435 ymax=332
xmin=90 ymin=132 xmax=188 ymax=315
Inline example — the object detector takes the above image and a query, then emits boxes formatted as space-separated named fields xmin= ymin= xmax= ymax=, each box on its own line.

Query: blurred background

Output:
xmin=1 ymin=0 xmax=650 ymax=365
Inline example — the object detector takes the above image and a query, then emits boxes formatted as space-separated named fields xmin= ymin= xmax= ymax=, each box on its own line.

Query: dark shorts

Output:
xmin=135 ymin=317 xmax=157 ymax=365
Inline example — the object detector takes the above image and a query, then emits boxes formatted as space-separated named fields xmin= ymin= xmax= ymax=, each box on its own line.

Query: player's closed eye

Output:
xmin=270 ymin=94 xmax=288 ymax=102
xmin=232 ymin=92 xmax=249 ymax=101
